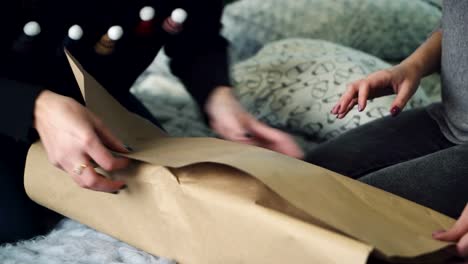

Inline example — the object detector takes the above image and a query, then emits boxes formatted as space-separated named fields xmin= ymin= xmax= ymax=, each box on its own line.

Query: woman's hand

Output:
xmin=331 ymin=62 xmax=423 ymax=119
xmin=433 ymin=204 xmax=468 ymax=258
xmin=34 ymin=90 xmax=131 ymax=193
xmin=205 ymin=86 xmax=304 ymax=159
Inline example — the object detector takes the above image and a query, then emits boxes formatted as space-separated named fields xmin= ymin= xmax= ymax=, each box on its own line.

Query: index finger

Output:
xmin=247 ymin=120 xmax=304 ymax=158
xmin=338 ymin=82 xmax=359 ymax=115
xmin=73 ymin=165 xmax=126 ymax=193
xmin=85 ymin=135 xmax=131 ymax=172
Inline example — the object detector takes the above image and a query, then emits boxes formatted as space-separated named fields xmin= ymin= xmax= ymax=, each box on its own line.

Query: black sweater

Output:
xmin=0 ymin=0 xmax=230 ymax=143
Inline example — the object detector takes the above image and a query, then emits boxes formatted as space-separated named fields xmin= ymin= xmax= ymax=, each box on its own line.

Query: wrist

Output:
xmin=400 ymin=59 xmax=424 ymax=78
xmin=33 ymin=90 xmax=55 ymax=129
xmin=209 ymin=86 xmax=233 ymax=100
xmin=205 ymin=86 xmax=235 ymax=113
xmin=398 ymin=59 xmax=426 ymax=84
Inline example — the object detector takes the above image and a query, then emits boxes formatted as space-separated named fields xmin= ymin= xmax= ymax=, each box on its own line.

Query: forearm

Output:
xmin=401 ymin=30 xmax=442 ymax=78
xmin=169 ymin=43 xmax=230 ymax=108
xmin=165 ymin=0 xmax=230 ymax=109
xmin=0 ymin=78 xmax=45 ymax=142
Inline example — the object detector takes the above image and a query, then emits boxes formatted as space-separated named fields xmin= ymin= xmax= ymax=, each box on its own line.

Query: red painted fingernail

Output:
xmin=390 ymin=106 xmax=401 ymax=117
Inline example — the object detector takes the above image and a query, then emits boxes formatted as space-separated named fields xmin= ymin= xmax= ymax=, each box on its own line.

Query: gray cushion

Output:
xmin=222 ymin=0 xmax=441 ymax=64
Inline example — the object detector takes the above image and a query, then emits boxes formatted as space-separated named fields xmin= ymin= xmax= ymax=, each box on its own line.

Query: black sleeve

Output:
xmin=0 ymin=2 xmax=45 ymax=142
xmin=164 ymin=0 xmax=231 ymax=109
xmin=0 ymin=79 xmax=43 ymax=142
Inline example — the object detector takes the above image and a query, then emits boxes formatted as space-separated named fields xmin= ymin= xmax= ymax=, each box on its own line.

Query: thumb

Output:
xmin=433 ymin=224 xmax=466 ymax=242
xmin=434 ymin=205 xmax=468 ymax=242
xmin=389 ymin=81 xmax=417 ymax=117
xmin=210 ymin=114 xmax=252 ymax=142
xmin=246 ymin=117 xmax=281 ymax=142
xmin=247 ymin=118 xmax=304 ymax=159
xmin=90 ymin=113 xmax=130 ymax=153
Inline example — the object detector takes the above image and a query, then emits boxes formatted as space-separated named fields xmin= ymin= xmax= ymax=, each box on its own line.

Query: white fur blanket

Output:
xmin=0 ymin=220 xmax=175 ymax=264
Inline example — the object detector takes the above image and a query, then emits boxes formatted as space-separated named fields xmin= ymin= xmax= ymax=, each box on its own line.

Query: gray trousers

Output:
xmin=306 ymin=108 xmax=467 ymax=218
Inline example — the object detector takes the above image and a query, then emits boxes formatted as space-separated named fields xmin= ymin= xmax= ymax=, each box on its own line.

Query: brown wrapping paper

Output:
xmin=24 ymin=52 xmax=456 ymax=264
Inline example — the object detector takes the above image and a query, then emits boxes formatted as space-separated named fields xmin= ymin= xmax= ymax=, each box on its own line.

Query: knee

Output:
xmin=0 ymin=205 xmax=41 ymax=244
xmin=306 ymin=145 xmax=336 ymax=169
xmin=0 ymin=202 xmax=62 ymax=245
xmin=0 ymin=184 xmax=60 ymax=244
xmin=305 ymin=142 xmax=365 ymax=178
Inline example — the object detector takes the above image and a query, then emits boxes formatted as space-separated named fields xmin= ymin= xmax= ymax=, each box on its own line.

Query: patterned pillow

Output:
xmin=222 ymin=0 xmax=441 ymax=64
xmin=232 ymin=39 xmax=431 ymax=145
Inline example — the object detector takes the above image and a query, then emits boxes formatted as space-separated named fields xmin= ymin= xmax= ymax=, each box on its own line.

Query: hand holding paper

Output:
xmin=434 ymin=204 xmax=468 ymax=258
xmin=33 ymin=89 xmax=130 ymax=193
xmin=205 ymin=86 xmax=304 ymax=159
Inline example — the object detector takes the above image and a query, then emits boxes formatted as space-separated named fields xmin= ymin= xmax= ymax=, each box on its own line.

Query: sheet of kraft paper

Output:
xmin=24 ymin=51 xmax=455 ymax=264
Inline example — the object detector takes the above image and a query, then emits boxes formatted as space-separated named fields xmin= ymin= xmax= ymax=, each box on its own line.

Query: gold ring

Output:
xmin=73 ymin=164 xmax=88 ymax=175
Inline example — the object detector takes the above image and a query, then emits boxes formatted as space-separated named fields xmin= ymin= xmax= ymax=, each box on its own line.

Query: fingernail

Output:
xmin=120 ymin=184 xmax=128 ymax=190
xmin=112 ymin=191 xmax=120 ymax=195
xmin=390 ymin=106 xmax=401 ymax=117
xmin=124 ymin=144 xmax=134 ymax=152
xmin=432 ymin=230 xmax=446 ymax=237
xmin=358 ymin=105 xmax=363 ymax=112
xmin=331 ymin=105 xmax=338 ymax=114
